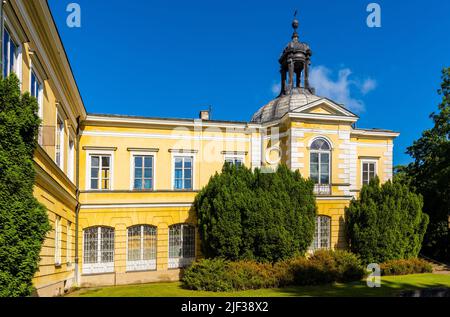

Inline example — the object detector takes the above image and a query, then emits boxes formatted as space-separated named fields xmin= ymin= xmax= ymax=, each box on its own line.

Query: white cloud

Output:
xmin=309 ymin=65 xmax=376 ymax=113
xmin=361 ymin=78 xmax=377 ymax=95
xmin=271 ymin=82 xmax=281 ymax=96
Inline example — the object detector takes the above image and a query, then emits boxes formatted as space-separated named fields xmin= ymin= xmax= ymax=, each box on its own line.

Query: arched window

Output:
xmin=83 ymin=226 xmax=115 ymax=274
xmin=310 ymin=138 xmax=332 ymax=195
xmin=127 ymin=225 xmax=157 ymax=271
xmin=168 ymin=224 xmax=195 ymax=269
xmin=309 ymin=216 xmax=331 ymax=252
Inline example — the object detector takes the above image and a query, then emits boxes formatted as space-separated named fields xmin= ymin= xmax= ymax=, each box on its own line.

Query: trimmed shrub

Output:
xmin=380 ymin=258 xmax=433 ymax=276
xmin=195 ymin=164 xmax=317 ymax=262
xmin=333 ymin=250 xmax=367 ymax=282
xmin=292 ymin=250 xmax=366 ymax=286
xmin=181 ymin=258 xmax=232 ymax=292
xmin=226 ymin=261 xmax=279 ymax=290
xmin=182 ymin=250 xmax=366 ymax=292
xmin=346 ymin=177 xmax=429 ymax=264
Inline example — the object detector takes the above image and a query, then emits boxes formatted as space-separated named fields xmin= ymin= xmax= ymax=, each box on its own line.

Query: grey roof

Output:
xmin=251 ymin=88 xmax=322 ymax=123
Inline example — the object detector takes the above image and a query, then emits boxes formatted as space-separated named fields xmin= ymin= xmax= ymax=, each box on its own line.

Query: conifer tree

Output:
xmin=195 ymin=164 xmax=316 ymax=262
xmin=0 ymin=75 xmax=51 ymax=297
xmin=346 ymin=177 xmax=429 ymax=264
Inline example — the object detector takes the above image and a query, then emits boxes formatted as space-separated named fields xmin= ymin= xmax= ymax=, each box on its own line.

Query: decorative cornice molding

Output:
xmin=82 ymin=146 xmax=117 ymax=151
xmin=127 ymin=148 xmax=159 ymax=153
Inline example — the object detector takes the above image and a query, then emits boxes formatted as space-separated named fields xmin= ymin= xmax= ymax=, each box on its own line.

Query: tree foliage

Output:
xmin=405 ymin=67 xmax=450 ymax=262
xmin=0 ymin=75 xmax=51 ymax=297
xmin=346 ymin=177 xmax=429 ymax=264
xmin=195 ymin=164 xmax=317 ymax=262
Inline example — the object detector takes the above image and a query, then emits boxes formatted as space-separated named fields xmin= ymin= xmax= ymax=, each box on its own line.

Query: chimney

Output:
xmin=199 ymin=110 xmax=210 ymax=121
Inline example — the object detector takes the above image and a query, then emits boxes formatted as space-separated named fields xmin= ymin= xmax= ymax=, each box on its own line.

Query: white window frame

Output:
xmin=309 ymin=138 xmax=332 ymax=185
xmin=67 ymin=135 xmax=75 ymax=182
xmin=129 ymin=151 xmax=157 ymax=191
xmin=3 ymin=18 xmax=23 ymax=82
xmin=171 ymin=153 xmax=195 ymax=191
xmin=168 ymin=224 xmax=196 ymax=269
xmin=29 ymin=62 xmax=44 ymax=120
xmin=55 ymin=112 xmax=65 ymax=171
xmin=85 ymin=150 xmax=115 ymax=191
xmin=224 ymin=154 xmax=245 ymax=166
xmin=54 ymin=216 xmax=62 ymax=266
xmin=361 ymin=159 xmax=378 ymax=187
xmin=82 ymin=227 xmax=115 ymax=275
xmin=309 ymin=215 xmax=331 ymax=252
xmin=67 ymin=221 xmax=72 ymax=265
xmin=126 ymin=225 xmax=157 ymax=272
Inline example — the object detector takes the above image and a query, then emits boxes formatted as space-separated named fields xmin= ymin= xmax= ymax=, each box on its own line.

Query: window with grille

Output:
xmin=168 ymin=224 xmax=195 ymax=269
xmin=127 ymin=225 xmax=157 ymax=271
xmin=90 ymin=155 xmax=111 ymax=190
xmin=54 ymin=216 xmax=62 ymax=266
xmin=133 ymin=156 xmax=154 ymax=190
xmin=309 ymin=216 xmax=331 ymax=252
xmin=83 ymin=227 xmax=115 ymax=274
xmin=174 ymin=156 xmax=193 ymax=190
xmin=362 ymin=161 xmax=377 ymax=186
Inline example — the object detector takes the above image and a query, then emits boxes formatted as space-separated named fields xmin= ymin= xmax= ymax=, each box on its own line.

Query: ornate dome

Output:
xmin=251 ymin=14 xmax=319 ymax=123
xmin=251 ymin=87 xmax=321 ymax=123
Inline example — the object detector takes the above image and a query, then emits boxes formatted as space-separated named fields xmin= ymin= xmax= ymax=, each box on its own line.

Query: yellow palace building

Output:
xmin=1 ymin=1 xmax=399 ymax=296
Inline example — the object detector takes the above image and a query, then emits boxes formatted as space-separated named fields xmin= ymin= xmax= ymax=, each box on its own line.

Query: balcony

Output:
xmin=313 ymin=184 xmax=332 ymax=196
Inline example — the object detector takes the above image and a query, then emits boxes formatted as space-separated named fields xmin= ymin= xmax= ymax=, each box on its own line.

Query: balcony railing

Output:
xmin=314 ymin=184 xmax=332 ymax=196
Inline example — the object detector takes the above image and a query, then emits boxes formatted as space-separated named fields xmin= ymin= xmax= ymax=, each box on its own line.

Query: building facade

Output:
xmin=1 ymin=1 xmax=399 ymax=297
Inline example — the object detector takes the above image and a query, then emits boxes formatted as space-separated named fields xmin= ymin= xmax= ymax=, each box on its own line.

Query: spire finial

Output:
xmin=292 ymin=10 xmax=299 ymax=40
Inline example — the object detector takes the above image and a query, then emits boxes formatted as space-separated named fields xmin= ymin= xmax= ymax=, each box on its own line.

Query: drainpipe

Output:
xmin=74 ymin=116 xmax=81 ymax=286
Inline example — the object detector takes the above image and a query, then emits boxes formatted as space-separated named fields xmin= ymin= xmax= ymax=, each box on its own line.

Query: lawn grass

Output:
xmin=68 ymin=274 xmax=450 ymax=297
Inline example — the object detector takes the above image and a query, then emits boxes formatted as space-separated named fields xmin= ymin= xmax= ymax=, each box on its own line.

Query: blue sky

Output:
xmin=48 ymin=0 xmax=450 ymax=166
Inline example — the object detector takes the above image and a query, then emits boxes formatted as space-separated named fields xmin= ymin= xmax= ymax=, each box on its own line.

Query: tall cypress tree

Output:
xmin=0 ymin=75 xmax=51 ymax=297
xmin=346 ymin=177 xmax=429 ymax=264
xmin=195 ymin=164 xmax=316 ymax=262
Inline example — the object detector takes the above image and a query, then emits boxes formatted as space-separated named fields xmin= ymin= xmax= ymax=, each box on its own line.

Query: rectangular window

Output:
xmin=83 ymin=227 xmax=115 ymax=274
xmin=67 ymin=221 xmax=72 ymax=264
xmin=68 ymin=138 xmax=75 ymax=182
xmin=225 ymin=156 xmax=243 ymax=167
xmin=31 ymin=69 xmax=44 ymax=145
xmin=3 ymin=28 xmax=18 ymax=78
xmin=174 ymin=156 xmax=193 ymax=190
xmin=55 ymin=115 xmax=64 ymax=169
xmin=31 ymin=70 xmax=43 ymax=116
xmin=133 ymin=155 xmax=154 ymax=190
xmin=55 ymin=216 xmax=62 ymax=266
xmin=362 ymin=161 xmax=377 ymax=186
xmin=168 ymin=224 xmax=195 ymax=269
xmin=90 ymin=155 xmax=111 ymax=190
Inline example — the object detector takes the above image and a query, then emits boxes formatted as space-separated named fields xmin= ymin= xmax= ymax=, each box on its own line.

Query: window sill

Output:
xmin=125 ymin=269 xmax=157 ymax=273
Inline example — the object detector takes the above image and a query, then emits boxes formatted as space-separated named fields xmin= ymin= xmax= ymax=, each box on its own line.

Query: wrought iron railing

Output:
xmin=313 ymin=184 xmax=332 ymax=196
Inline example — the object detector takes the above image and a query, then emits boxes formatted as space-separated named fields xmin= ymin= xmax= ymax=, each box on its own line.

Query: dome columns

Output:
xmin=278 ymin=16 xmax=313 ymax=96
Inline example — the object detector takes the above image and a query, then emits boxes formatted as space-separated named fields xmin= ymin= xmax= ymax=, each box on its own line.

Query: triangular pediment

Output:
xmin=291 ymin=98 xmax=358 ymax=118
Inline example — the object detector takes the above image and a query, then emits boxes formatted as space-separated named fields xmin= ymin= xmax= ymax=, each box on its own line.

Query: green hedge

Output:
xmin=380 ymin=258 xmax=433 ymax=276
xmin=182 ymin=250 xmax=366 ymax=292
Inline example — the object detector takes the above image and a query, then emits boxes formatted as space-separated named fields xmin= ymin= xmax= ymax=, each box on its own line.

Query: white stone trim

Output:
xmin=80 ymin=203 xmax=193 ymax=210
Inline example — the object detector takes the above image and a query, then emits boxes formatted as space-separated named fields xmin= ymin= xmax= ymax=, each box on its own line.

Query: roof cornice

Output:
xmin=351 ymin=129 xmax=400 ymax=138
xmin=85 ymin=114 xmax=262 ymax=130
